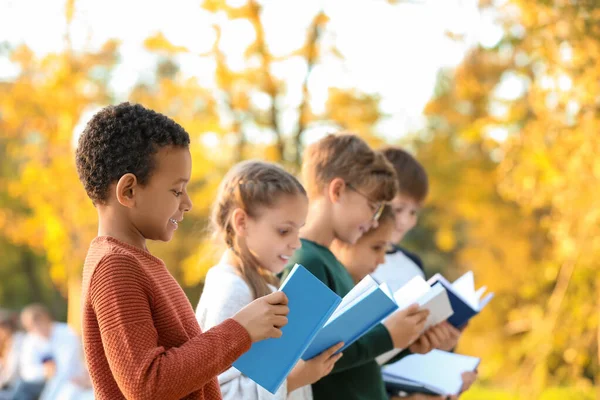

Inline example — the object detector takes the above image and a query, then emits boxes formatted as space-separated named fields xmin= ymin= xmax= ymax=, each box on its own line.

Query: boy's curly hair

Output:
xmin=76 ymin=102 xmax=190 ymax=205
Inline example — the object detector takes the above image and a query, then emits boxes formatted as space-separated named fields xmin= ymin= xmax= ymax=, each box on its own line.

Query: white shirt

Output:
xmin=196 ymin=255 xmax=312 ymax=400
xmin=373 ymin=249 xmax=426 ymax=365
xmin=19 ymin=323 xmax=86 ymax=400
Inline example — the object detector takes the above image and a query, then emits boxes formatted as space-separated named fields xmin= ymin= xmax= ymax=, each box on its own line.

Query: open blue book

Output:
xmin=428 ymin=271 xmax=494 ymax=328
xmin=302 ymin=275 xmax=398 ymax=360
xmin=383 ymin=350 xmax=480 ymax=396
xmin=233 ymin=264 xmax=342 ymax=394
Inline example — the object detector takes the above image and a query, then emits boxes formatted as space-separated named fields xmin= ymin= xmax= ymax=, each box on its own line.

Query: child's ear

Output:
xmin=328 ymin=178 xmax=346 ymax=203
xmin=231 ymin=208 xmax=248 ymax=237
xmin=115 ymin=173 xmax=138 ymax=208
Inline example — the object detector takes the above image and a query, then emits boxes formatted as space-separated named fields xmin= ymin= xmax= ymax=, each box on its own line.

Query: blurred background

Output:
xmin=0 ymin=0 xmax=598 ymax=398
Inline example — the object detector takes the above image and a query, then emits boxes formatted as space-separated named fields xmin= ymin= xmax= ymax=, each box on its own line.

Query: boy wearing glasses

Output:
xmin=281 ymin=134 xmax=430 ymax=400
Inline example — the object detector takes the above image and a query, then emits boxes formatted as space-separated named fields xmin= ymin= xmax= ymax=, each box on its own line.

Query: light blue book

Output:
xmin=302 ymin=275 xmax=398 ymax=360
xmin=383 ymin=350 xmax=481 ymax=396
xmin=232 ymin=264 xmax=342 ymax=394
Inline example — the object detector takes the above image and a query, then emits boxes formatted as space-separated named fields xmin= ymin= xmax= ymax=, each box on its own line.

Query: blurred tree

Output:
xmin=0 ymin=24 xmax=118 ymax=331
xmin=407 ymin=0 xmax=600 ymax=396
xmin=133 ymin=0 xmax=391 ymax=299
xmin=145 ymin=0 xmax=387 ymax=167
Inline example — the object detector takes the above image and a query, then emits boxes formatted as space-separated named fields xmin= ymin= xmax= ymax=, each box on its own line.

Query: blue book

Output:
xmin=302 ymin=275 xmax=398 ymax=361
xmin=232 ymin=264 xmax=342 ymax=394
xmin=427 ymin=271 xmax=494 ymax=328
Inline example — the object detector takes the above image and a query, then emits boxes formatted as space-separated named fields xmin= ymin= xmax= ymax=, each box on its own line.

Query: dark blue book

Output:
xmin=427 ymin=271 xmax=494 ymax=328
xmin=232 ymin=264 xmax=342 ymax=394
xmin=302 ymin=275 xmax=398 ymax=361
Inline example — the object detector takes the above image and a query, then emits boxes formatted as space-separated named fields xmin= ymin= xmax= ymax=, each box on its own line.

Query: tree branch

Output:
xmin=293 ymin=11 xmax=325 ymax=165
xmin=248 ymin=0 xmax=284 ymax=161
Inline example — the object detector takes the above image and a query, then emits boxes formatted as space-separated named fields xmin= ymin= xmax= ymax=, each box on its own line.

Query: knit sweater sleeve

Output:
xmin=89 ymin=253 xmax=251 ymax=400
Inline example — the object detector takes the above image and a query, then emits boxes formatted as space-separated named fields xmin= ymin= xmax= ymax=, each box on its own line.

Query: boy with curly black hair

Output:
xmin=76 ymin=102 xmax=289 ymax=400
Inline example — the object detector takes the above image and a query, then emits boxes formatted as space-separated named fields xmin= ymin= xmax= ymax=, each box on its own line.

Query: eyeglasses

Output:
xmin=346 ymin=182 xmax=385 ymax=222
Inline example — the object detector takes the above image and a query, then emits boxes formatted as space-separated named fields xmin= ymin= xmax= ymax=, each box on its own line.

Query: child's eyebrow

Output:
xmin=172 ymin=178 xmax=189 ymax=184
xmin=282 ymin=220 xmax=301 ymax=228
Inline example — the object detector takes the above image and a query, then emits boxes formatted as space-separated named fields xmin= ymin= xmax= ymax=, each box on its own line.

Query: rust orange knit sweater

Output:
xmin=82 ymin=236 xmax=251 ymax=400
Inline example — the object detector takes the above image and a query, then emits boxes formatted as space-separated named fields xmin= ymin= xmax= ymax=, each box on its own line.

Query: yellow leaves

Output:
xmin=563 ymin=348 xmax=578 ymax=364
xmin=435 ymin=226 xmax=456 ymax=252
xmin=65 ymin=0 xmax=75 ymax=24
xmin=0 ymin=41 xmax=118 ymax=317
xmin=50 ymin=263 xmax=68 ymax=291
xmin=231 ymin=90 xmax=250 ymax=111
xmin=10 ymin=45 xmax=34 ymax=68
xmin=264 ymin=143 xmax=282 ymax=162
xmin=326 ymin=88 xmax=382 ymax=135
xmin=0 ymin=208 xmax=6 ymax=232
xmin=313 ymin=11 xmax=330 ymax=27
xmin=181 ymin=238 xmax=222 ymax=287
xmin=201 ymin=0 xmax=226 ymax=13
xmin=144 ymin=33 xmax=189 ymax=54
xmin=418 ymin=0 xmax=600 ymax=392
xmin=202 ymin=0 xmax=254 ymax=20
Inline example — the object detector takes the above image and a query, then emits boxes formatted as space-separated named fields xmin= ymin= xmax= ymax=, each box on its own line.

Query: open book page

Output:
xmin=453 ymin=271 xmax=494 ymax=311
xmin=325 ymin=275 xmax=378 ymax=325
xmin=480 ymin=292 xmax=495 ymax=308
xmin=474 ymin=285 xmax=487 ymax=301
xmin=392 ymin=276 xmax=453 ymax=328
xmin=393 ymin=276 xmax=431 ymax=309
xmin=451 ymin=271 xmax=478 ymax=309
xmin=382 ymin=350 xmax=481 ymax=395
xmin=379 ymin=282 xmax=395 ymax=300
xmin=418 ymin=284 xmax=453 ymax=329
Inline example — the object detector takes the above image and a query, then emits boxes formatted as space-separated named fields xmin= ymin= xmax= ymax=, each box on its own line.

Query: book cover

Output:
xmin=233 ymin=264 xmax=342 ymax=394
xmin=302 ymin=275 xmax=398 ymax=360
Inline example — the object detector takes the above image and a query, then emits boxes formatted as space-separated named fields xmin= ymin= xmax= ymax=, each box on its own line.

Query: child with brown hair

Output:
xmin=196 ymin=160 xmax=343 ymax=400
xmin=372 ymin=146 xmax=477 ymax=399
xmin=281 ymin=134 xmax=430 ymax=400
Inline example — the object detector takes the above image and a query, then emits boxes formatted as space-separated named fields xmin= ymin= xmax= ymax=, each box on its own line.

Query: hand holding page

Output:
xmin=428 ymin=271 xmax=494 ymax=328
xmin=233 ymin=264 xmax=342 ymax=394
xmin=376 ymin=277 xmax=453 ymax=365
xmin=392 ymin=276 xmax=454 ymax=330
xmin=382 ymin=350 xmax=480 ymax=396
xmin=302 ymin=275 xmax=398 ymax=360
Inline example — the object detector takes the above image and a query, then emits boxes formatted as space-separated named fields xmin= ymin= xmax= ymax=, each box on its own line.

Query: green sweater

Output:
xmin=282 ymin=239 xmax=402 ymax=400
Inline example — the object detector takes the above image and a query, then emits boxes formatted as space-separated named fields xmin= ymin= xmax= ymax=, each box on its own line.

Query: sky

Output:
xmin=0 ymin=0 xmax=502 ymax=141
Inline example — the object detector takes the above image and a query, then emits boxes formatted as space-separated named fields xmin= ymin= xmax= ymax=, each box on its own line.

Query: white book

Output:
xmin=392 ymin=276 xmax=454 ymax=329
xmin=382 ymin=350 xmax=480 ymax=396
xmin=376 ymin=276 xmax=454 ymax=365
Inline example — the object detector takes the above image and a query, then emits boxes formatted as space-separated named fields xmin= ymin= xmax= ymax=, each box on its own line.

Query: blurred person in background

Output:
xmin=0 ymin=310 xmax=25 ymax=399
xmin=16 ymin=304 xmax=84 ymax=400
